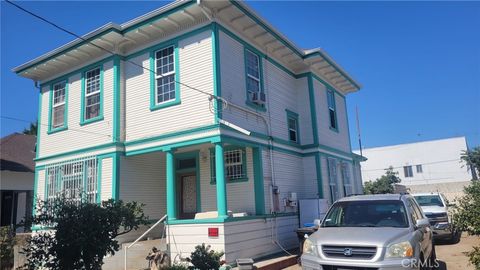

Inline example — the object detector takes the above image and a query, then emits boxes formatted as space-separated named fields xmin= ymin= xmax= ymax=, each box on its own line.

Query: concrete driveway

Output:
xmin=284 ymin=234 xmax=479 ymax=270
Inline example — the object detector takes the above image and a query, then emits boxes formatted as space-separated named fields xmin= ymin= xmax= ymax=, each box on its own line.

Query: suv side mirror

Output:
xmin=416 ymin=218 xmax=430 ymax=228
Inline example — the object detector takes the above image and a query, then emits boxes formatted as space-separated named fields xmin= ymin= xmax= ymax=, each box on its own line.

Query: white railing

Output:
xmin=124 ymin=214 xmax=167 ymax=270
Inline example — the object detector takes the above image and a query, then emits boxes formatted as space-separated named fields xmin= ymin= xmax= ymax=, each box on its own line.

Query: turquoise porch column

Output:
xmin=166 ymin=150 xmax=177 ymax=220
xmin=215 ymin=143 xmax=228 ymax=218
xmin=252 ymin=147 xmax=265 ymax=215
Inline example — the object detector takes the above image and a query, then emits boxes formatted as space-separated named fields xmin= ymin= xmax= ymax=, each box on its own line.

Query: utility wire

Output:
xmin=361 ymin=158 xmax=464 ymax=172
xmin=5 ymin=0 xmax=221 ymax=101
xmin=1 ymin=116 xmax=112 ymax=138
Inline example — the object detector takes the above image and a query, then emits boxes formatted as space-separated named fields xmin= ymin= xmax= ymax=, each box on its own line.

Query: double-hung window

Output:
xmin=327 ymin=89 xmax=337 ymax=130
xmin=211 ymin=147 xmax=247 ymax=183
xmin=286 ymin=110 xmax=299 ymax=143
xmin=404 ymin=166 xmax=413 ymax=178
xmin=245 ymin=49 xmax=265 ymax=108
xmin=154 ymin=46 xmax=176 ymax=105
xmin=83 ymin=67 xmax=102 ymax=122
xmin=51 ymin=81 xmax=66 ymax=129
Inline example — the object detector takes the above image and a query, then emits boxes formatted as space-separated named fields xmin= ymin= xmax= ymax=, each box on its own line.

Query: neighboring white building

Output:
xmin=13 ymin=0 xmax=364 ymax=265
xmin=356 ymin=137 xmax=475 ymax=200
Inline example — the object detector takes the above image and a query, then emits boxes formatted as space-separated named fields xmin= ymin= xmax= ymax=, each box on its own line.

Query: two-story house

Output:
xmin=14 ymin=0 xmax=365 ymax=264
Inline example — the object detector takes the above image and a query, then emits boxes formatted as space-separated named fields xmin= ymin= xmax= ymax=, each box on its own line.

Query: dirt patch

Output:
xmin=435 ymin=233 xmax=479 ymax=270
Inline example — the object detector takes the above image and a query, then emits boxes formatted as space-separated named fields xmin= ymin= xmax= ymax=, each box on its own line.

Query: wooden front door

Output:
xmin=180 ymin=174 xmax=197 ymax=219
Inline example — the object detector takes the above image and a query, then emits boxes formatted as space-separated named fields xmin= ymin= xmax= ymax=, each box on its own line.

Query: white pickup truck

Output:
xmin=413 ymin=192 xmax=459 ymax=243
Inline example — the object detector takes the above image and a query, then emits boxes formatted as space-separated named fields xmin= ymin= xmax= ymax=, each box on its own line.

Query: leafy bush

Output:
xmin=186 ymin=243 xmax=224 ymax=270
xmin=0 ymin=226 xmax=15 ymax=269
xmin=363 ymin=167 xmax=401 ymax=194
xmin=22 ymin=198 xmax=148 ymax=270
xmin=453 ymin=180 xmax=480 ymax=269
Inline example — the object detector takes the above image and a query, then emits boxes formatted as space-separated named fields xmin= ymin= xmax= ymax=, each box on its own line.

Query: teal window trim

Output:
xmin=210 ymin=146 xmax=248 ymax=184
xmin=244 ymin=47 xmax=266 ymax=112
xmin=285 ymin=109 xmax=300 ymax=144
xmin=80 ymin=65 xmax=104 ymax=125
xmin=175 ymin=150 xmax=201 ymax=213
xmin=47 ymin=78 xmax=69 ymax=134
xmin=149 ymin=42 xmax=181 ymax=111
xmin=36 ymin=90 xmax=43 ymax=158
xmin=327 ymin=88 xmax=339 ymax=132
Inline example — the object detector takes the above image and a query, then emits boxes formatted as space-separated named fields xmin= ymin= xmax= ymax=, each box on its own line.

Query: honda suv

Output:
xmin=301 ymin=194 xmax=436 ymax=270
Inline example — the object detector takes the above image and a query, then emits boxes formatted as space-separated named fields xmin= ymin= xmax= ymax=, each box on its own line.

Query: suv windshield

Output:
xmin=322 ymin=200 xmax=409 ymax=228
xmin=414 ymin=195 xmax=444 ymax=207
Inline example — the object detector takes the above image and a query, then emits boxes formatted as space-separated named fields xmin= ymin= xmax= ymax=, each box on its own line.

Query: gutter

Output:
xmin=12 ymin=0 xmax=193 ymax=74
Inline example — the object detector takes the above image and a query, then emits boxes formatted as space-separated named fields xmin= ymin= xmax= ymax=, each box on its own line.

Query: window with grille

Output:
xmin=84 ymin=67 xmax=101 ymax=120
xmin=327 ymin=89 xmax=337 ymax=130
xmin=52 ymin=81 xmax=66 ymax=128
xmin=211 ymin=148 xmax=247 ymax=183
xmin=154 ymin=46 xmax=176 ymax=104
xmin=403 ymin=166 xmax=413 ymax=178
xmin=328 ymin=158 xmax=339 ymax=202
xmin=45 ymin=157 xmax=98 ymax=204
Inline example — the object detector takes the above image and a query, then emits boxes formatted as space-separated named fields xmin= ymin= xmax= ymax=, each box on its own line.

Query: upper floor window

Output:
xmin=286 ymin=110 xmax=299 ymax=143
xmin=211 ymin=147 xmax=247 ymax=183
xmin=81 ymin=66 xmax=103 ymax=125
xmin=245 ymin=49 xmax=265 ymax=109
xmin=416 ymin=164 xmax=423 ymax=173
xmin=155 ymin=46 xmax=176 ymax=104
xmin=404 ymin=166 xmax=413 ymax=178
xmin=52 ymin=81 xmax=66 ymax=129
xmin=327 ymin=89 xmax=337 ymax=130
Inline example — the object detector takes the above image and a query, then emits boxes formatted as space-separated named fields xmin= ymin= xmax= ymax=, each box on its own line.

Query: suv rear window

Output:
xmin=323 ymin=200 xmax=409 ymax=228
xmin=414 ymin=195 xmax=444 ymax=207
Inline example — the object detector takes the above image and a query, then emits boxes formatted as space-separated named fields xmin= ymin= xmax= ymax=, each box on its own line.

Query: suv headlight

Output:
xmin=303 ymin=239 xmax=317 ymax=255
xmin=386 ymin=241 xmax=414 ymax=258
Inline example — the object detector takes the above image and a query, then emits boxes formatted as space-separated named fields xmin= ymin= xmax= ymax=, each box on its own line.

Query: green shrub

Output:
xmin=22 ymin=198 xmax=148 ymax=270
xmin=0 ymin=226 xmax=15 ymax=269
xmin=186 ymin=243 xmax=224 ymax=270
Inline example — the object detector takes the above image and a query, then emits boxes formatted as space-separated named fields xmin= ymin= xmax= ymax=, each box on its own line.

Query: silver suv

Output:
xmin=301 ymin=194 xmax=436 ymax=270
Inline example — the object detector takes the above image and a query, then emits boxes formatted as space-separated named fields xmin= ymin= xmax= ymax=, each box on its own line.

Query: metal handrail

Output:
xmin=124 ymin=214 xmax=167 ymax=270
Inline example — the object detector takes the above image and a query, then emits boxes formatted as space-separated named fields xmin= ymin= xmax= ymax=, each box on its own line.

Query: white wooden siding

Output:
xmin=124 ymin=30 xmax=214 ymax=143
xmin=38 ymin=61 xmax=114 ymax=158
xmin=36 ymin=169 xmax=46 ymax=201
xmin=223 ymin=216 xmax=298 ymax=262
xmin=166 ymin=215 xmax=298 ymax=264
xmin=314 ymin=79 xmax=350 ymax=153
xmin=120 ymin=152 xmax=166 ymax=220
xmin=200 ymin=146 xmax=255 ymax=214
xmin=100 ymin=157 xmax=113 ymax=201
xmin=302 ymin=155 xmax=319 ymax=198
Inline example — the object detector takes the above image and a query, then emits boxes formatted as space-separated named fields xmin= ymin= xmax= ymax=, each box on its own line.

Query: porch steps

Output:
xmin=103 ymin=238 xmax=166 ymax=270
xmin=232 ymin=250 xmax=299 ymax=270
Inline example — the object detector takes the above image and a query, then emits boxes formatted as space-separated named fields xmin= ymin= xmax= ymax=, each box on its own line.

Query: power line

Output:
xmin=5 ymin=0 xmax=221 ymax=102
xmin=1 ymin=116 xmax=112 ymax=138
xmin=361 ymin=158 xmax=464 ymax=172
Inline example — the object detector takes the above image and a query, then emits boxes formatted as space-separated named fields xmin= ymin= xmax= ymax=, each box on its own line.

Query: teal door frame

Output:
xmin=174 ymin=150 xmax=201 ymax=214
